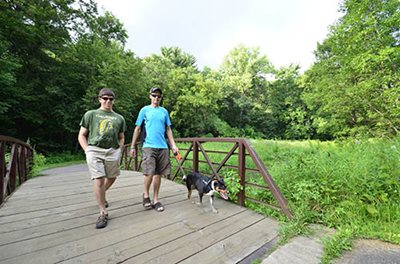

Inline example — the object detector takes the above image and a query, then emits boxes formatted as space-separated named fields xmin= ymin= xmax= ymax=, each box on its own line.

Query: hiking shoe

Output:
xmin=105 ymin=200 xmax=109 ymax=208
xmin=96 ymin=213 xmax=108 ymax=229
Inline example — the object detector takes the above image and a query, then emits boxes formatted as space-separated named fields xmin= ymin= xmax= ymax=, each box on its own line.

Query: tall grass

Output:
xmin=252 ymin=137 xmax=400 ymax=262
xmin=253 ymin=138 xmax=399 ymax=237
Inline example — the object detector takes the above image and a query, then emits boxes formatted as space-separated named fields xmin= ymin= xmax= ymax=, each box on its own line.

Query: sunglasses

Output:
xmin=101 ymin=97 xmax=114 ymax=101
xmin=150 ymin=94 xmax=162 ymax=98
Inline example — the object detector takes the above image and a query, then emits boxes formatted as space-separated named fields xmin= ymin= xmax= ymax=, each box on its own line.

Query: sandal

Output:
xmin=142 ymin=194 xmax=152 ymax=210
xmin=153 ymin=202 xmax=165 ymax=212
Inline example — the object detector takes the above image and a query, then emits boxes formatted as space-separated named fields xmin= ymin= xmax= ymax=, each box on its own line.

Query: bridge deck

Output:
xmin=0 ymin=164 xmax=279 ymax=264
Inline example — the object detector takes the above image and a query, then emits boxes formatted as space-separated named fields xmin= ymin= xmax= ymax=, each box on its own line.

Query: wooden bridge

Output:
xmin=0 ymin=164 xmax=280 ymax=264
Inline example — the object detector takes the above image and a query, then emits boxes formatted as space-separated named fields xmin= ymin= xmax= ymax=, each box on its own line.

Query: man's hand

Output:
xmin=172 ymin=146 xmax=179 ymax=156
xmin=129 ymin=148 xmax=137 ymax=158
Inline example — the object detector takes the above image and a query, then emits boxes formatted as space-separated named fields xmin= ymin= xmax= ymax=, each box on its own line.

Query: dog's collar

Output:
xmin=201 ymin=179 xmax=214 ymax=194
xmin=202 ymin=179 xmax=213 ymax=187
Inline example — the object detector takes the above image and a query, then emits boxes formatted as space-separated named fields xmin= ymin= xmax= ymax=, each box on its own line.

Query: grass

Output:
xmin=252 ymin=138 xmax=399 ymax=262
xmin=30 ymin=151 xmax=85 ymax=177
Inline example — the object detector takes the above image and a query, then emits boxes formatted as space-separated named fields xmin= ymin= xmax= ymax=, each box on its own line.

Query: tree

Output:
xmin=303 ymin=0 xmax=400 ymax=138
xmin=0 ymin=0 xmax=98 ymax=150
xmin=161 ymin=46 xmax=197 ymax=68
xmin=271 ymin=65 xmax=314 ymax=139
xmin=217 ymin=44 xmax=274 ymax=138
xmin=0 ymin=0 xmax=138 ymax=152
xmin=142 ymin=48 xmax=221 ymax=137
xmin=86 ymin=11 xmax=128 ymax=46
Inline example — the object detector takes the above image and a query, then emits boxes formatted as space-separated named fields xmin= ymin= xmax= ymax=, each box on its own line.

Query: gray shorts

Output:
xmin=85 ymin=146 xmax=121 ymax=180
xmin=141 ymin=148 xmax=170 ymax=176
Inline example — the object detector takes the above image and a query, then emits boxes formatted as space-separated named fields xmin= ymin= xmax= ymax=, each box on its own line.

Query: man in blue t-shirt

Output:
xmin=130 ymin=87 xmax=179 ymax=212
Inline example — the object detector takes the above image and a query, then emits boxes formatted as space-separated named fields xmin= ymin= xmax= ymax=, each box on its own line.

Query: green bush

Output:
xmin=30 ymin=151 xmax=85 ymax=177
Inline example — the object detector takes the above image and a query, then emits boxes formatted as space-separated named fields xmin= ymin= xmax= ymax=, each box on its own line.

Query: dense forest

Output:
xmin=0 ymin=0 xmax=399 ymax=153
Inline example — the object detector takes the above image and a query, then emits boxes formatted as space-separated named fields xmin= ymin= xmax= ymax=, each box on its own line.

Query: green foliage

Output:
xmin=278 ymin=219 xmax=311 ymax=245
xmin=0 ymin=0 xmax=146 ymax=152
xmin=161 ymin=46 xmax=196 ymax=68
xmin=267 ymin=65 xmax=314 ymax=139
xmin=217 ymin=45 xmax=275 ymax=137
xmin=30 ymin=151 xmax=47 ymax=177
xmin=0 ymin=37 xmax=21 ymax=133
xmin=30 ymin=151 xmax=85 ymax=177
xmin=251 ymin=137 xmax=400 ymax=261
xmin=87 ymin=11 xmax=128 ymax=46
xmin=321 ymin=227 xmax=353 ymax=264
xmin=2 ymin=0 xmax=400 ymax=154
xmin=223 ymin=170 xmax=243 ymax=202
xmin=303 ymin=0 xmax=400 ymax=138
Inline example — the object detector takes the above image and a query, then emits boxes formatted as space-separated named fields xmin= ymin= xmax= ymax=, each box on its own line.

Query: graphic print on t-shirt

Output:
xmin=96 ymin=116 xmax=115 ymax=143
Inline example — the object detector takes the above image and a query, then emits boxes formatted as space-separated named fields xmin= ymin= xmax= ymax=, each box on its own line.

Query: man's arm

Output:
xmin=166 ymin=126 xmax=179 ymax=154
xmin=129 ymin=126 xmax=141 ymax=158
xmin=78 ymin=127 xmax=89 ymax=151
xmin=118 ymin=132 xmax=125 ymax=149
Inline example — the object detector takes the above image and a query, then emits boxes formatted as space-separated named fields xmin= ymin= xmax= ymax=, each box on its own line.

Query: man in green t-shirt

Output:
xmin=78 ymin=88 xmax=126 ymax=229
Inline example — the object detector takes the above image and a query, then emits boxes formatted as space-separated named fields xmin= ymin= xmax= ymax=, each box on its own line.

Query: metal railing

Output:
xmin=121 ymin=137 xmax=292 ymax=218
xmin=0 ymin=135 xmax=33 ymax=205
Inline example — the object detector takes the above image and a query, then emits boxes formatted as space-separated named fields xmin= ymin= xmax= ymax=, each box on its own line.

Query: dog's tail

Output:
xmin=182 ymin=174 xmax=187 ymax=181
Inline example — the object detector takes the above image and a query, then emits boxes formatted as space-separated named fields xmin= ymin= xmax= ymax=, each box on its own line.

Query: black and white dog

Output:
xmin=185 ymin=172 xmax=228 ymax=213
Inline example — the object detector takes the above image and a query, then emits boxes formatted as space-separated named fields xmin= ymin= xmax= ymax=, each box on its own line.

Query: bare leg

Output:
xmin=104 ymin=177 xmax=116 ymax=205
xmin=105 ymin=177 xmax=116 ymax=191
xmin=94 ymin=178 xmax=107 ymax=215
xmin=143 ymin=175 xmax=153 ymax=198
xmin=152 ymin=175 xmax=161 ymax=204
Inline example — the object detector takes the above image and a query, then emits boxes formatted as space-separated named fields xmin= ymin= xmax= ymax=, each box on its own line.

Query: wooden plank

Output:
xmin=0 ymin=180 xmax=188 ymax=240
xmin=0 ymin=190 xmax=185 ymax=245
xmin=0 ymin=198 xmax=189 ymax=261
xmin=0 ymin=179 xmax=140 ymax=216
xmin=1 ymin=199 xmax=246 ymax=263
xmin=179 ymin=217 xmax=279 ymax=264
xmin=124 ymin=210 xmax=268 ymax=264
xmin=63 ymin=203 xmax=247 ymax=263
xmin=0 ymin=172 xmax=142 ymax=219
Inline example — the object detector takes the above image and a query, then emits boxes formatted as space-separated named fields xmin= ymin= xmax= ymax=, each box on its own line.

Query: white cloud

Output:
xmin=95 ymin=0 xmax=342 ymax=71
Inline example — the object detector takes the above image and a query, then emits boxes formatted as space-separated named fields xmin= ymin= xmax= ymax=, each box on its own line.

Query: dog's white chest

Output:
xmin=204 ymin=190 xmax=216 ymax=196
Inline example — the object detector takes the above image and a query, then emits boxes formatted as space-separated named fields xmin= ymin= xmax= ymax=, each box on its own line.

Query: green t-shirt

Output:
xmin=80 ymin=109 xmax=126 ymax=149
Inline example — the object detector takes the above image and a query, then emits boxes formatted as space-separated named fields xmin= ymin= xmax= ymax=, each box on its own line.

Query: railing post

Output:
xmin=18 ymin=146 xmax=28 ymax=182
xmin=193 ymin=141 xmax=199 ymax=172
xmin=134 ymin=144 xmax=139 ymax=171
xmin=0 ymin=135 xmax=34 ymax=205
xmin=18 ymin=146 xmax=25 ymax=183
xmin=0 ymin=141 xmax=5 ymax=204
xmin=237 ymin=140 xmax=246 ymax=206
xmin=122 ymin=146 xmax=128 ymax=170
xmin=8 ymin=144 xmax=17 ymax=194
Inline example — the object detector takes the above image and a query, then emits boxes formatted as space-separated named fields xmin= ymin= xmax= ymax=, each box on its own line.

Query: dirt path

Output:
xmin=334 ymin=239 xmax=400 ymax=264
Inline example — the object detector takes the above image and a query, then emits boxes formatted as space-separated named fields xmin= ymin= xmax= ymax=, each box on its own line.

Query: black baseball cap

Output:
xmin=98 ymin=88 xmax=115 ymax=98
xmin=149 ymin=87 xmax=162 ymax=94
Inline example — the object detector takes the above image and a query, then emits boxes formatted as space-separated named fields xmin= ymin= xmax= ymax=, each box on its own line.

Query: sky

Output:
xmin=95 ymin=0 xmax=343 ymax=71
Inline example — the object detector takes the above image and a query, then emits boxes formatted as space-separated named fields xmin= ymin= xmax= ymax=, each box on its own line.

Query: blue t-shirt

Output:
xmin=135 ymin=105 xmax=172 ymax=148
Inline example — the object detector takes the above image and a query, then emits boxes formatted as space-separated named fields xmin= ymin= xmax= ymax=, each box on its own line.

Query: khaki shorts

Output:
xmin=141 ymin=148 xmax=170 ymax=176
xmin=85 ymin=146 xmax=121 ymax=180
